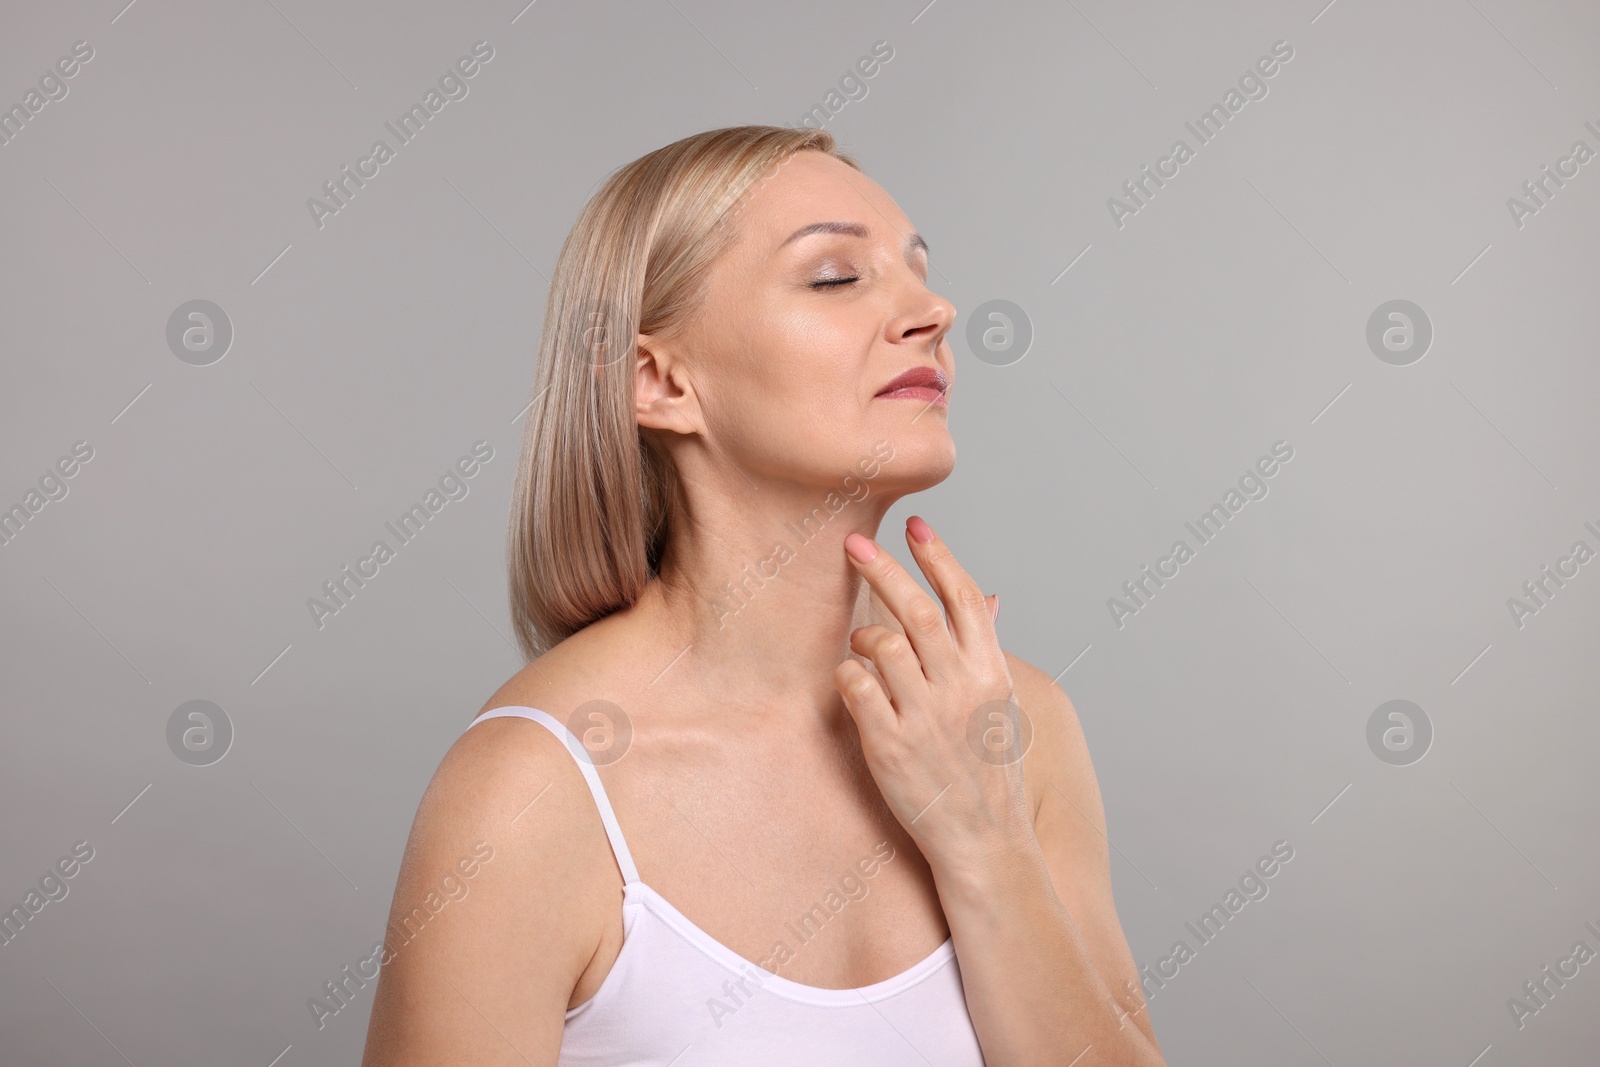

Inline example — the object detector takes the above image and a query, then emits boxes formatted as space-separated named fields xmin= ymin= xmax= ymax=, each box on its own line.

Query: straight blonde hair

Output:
xmin=507 ymin=125 xmax=862 ymax=661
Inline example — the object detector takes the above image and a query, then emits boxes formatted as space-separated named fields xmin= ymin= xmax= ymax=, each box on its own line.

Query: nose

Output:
xmin=894 ymin=286 xmax=957 ymax=355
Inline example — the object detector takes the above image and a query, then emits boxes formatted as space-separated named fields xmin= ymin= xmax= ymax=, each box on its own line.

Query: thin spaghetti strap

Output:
xmin=468 ymin=706 xmax=641 ymax=885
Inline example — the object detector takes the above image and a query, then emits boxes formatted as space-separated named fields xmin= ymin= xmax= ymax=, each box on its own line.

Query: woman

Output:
xmin=361 ymin=125 xmax=1165 ymax=1066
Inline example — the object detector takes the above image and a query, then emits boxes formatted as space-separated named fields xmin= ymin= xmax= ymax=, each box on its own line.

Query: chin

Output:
xmin=873 ymin=431 xmax=956 ymax=490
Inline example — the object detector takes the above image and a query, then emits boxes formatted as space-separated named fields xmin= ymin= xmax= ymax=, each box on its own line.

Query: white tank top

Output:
xmin=466 ymin=706 xmax=988 ymax=1066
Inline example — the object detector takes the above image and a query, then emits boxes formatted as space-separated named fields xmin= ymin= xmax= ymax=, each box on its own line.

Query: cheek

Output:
xmin=701 ymin=283 xmax=885 ymax=447
xmin=744 ymin=303 xmax=867 ymax=403
xmin=710 ymin=320 xmax=872 ymax=463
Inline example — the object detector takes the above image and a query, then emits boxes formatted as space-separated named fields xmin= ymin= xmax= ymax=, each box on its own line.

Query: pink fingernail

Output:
xmin=990 ymin=594 xmax=1000 ymax=621
xmin=907 ymin=516 xmax=934 ymax=544
xmin=845 ymin=533 xmax=878 ymax=563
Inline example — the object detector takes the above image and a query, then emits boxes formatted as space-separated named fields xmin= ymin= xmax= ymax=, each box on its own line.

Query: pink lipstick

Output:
xmin=875 ymin=366 xmax=948 ymax=405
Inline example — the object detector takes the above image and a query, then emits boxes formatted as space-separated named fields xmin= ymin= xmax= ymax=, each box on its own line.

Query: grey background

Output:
xmin=2 ymin=0 xmax=1597 ymax=1063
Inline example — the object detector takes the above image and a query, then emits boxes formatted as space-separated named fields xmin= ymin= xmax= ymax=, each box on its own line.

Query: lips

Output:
xmin=875 ymin=366 xmax=949 ymax=402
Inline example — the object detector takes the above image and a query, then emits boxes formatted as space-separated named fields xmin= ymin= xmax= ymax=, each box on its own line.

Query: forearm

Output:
xmin=930 ymin=832 xmax=1164 ymax=1067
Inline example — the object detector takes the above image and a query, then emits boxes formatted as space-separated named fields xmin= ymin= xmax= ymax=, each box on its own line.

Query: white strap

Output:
xmin=469 ymin=706 xmax=640 ymax=885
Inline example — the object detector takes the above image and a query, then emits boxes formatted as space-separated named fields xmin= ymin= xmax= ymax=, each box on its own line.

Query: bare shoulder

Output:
xmin=1002 ymin=650 xmax=1103 ymax=835
xmin=360 ymin=676 xmax=620 ymax=1065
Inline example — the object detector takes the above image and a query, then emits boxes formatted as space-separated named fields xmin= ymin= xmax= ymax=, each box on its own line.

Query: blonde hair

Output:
xmin=507 ymin=125 xmax=862 ymax=661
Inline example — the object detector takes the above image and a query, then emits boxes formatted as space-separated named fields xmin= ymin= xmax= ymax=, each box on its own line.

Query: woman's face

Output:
xmin=640 ymin=150 xmax=957 ymax=496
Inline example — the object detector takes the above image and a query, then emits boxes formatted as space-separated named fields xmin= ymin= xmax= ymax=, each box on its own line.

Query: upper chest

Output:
xmin=573 ymin=717 xmax=952 ymax=996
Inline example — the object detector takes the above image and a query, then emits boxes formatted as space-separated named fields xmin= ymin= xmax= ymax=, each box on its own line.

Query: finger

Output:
xmin=986 ymin=593 xmax=998 ymax=621
xmin=844 ymin=532 xmax=957 ymax=675
xmin=833 ymin=658 xmax=897 ymax=742
xmin=849 ymin=623 xmax=933 ymax=705
xmin=903 ymin=515 xmax=994 ymax=654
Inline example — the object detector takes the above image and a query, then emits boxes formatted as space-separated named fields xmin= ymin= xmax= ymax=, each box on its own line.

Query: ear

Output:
xmin=634 ymin=331 xmax=701 ymax=435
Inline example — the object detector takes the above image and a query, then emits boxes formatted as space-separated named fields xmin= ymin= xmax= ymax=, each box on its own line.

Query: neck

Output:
xmin=624 ymin=479 xmax=907 ymax=724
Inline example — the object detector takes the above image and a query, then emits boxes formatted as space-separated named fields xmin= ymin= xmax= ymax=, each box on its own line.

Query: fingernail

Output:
xmin=907 ymin=516 xmax=934 ymax=544
xmin=989 ymin=594 xmax=1000 ymax=621
xmin=845 ymin=533 xmax=878 ymax=563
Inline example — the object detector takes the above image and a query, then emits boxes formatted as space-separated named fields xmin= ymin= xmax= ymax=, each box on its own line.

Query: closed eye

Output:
xmin=810 ymin=276 xmax=859 ymax=289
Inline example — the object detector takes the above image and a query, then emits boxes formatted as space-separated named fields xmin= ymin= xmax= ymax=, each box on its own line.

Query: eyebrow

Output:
xmin=777 ymin=220 xmax=929 ymax=261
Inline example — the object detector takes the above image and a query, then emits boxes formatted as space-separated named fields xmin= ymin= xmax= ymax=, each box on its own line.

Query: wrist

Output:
xmin=928 ymin=818 xmax=1044 ymax=902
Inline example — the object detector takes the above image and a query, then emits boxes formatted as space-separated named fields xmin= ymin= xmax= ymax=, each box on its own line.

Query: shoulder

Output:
xmin=424 ymin=704 xmax=622 ymax=906
xmin=361 ymin=687 xmax=618 ymax=1060
xmin=442 ymin=643 xmax=631 ymax=900
xmin=1002 ymin=648 xmax=1085 ymax=772
xmin=1003 ymin=648 xmax=1075 ymax=718
xmin=1001 ymin=649 xmax=1102 ymax=834
xmin=404 ymin=711 xmax=618 ymax=927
